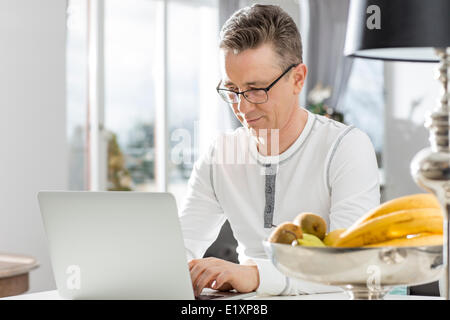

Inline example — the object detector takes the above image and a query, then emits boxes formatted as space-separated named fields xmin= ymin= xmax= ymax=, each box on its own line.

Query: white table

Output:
xmin=1 ymin=290 xmax=444 ymax=300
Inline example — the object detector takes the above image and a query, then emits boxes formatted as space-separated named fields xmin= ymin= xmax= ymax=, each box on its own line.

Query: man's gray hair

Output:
xmin=219 ymin=4 xmax=303 ymax=71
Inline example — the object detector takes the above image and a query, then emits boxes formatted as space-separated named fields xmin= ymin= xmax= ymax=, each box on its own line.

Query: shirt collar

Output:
xmin=248 ymin=108 xmax=315 ymax=166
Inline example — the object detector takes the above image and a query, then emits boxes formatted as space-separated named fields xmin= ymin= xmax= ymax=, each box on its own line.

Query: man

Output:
xmin=179 ymin=4 xmax=380 ymax=297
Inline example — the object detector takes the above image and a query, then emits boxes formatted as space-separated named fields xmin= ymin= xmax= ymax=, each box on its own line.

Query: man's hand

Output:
xmin=188 ymin=257 xmax=260 ymax=297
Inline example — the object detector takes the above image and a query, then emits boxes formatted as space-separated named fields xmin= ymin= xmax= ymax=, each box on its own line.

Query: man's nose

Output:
xmin=237 ymin=95 xmax=255 ymax=114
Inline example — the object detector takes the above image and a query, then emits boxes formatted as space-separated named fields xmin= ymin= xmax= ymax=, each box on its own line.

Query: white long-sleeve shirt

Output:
xmin=179 ymin=107 xmax=380 ymax=296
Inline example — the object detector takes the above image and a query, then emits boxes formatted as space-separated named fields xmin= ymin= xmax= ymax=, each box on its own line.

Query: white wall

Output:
xmin=383 ymin=61 xmax=441 ymax=200
xmin=0 ymin=0 xmax=67 ymax=293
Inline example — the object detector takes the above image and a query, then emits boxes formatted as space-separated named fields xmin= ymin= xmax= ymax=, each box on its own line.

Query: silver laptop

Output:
xmin=37 ymin=191 xmax=256 ymax=300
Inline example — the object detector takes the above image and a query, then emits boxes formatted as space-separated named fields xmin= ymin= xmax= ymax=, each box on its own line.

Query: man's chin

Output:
xmin=246 ymin=125 xmax=280 ymax=138
xmin=246 ymin=127 xmax=271 ymax=138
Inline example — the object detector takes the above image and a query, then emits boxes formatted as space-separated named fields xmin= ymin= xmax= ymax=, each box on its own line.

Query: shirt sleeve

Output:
xmin=253 ymin=258 xmax=344 ymax=296
xmin=327 ymin=127 xmax=381 ymax=230
xmin=253 ymin=127 xmax=380 ymax=296
xmin=179 ymin=139 xmax=227 ymax=261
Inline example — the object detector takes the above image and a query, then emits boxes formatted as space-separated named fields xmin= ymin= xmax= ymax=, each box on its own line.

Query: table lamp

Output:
xmin=344 ymin=0 xmax=450 ymax=299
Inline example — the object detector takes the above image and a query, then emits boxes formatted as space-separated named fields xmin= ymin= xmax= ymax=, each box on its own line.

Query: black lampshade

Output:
xmin=344 ymin=0 xmax=450 ymax=62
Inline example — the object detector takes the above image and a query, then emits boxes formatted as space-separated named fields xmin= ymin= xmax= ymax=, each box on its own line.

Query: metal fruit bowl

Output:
xmin=263 ymin=241 xmax=444 ymax=299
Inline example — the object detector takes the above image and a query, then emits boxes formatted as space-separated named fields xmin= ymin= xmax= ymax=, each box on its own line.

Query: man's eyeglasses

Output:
xmin=216 ymin=63 xmax=299 ymax=105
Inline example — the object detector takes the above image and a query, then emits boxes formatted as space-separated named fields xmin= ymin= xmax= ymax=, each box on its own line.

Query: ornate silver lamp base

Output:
xmin=410 ymin=47 xmax=450 ymax=299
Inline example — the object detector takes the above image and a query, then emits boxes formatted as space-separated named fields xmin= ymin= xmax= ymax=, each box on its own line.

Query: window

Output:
xmin=167 ymin=0 xmax=219 ymax=206
xmin=340 ymin=58 xmax=385 ymax=194
xmin=104 ymin=0 xmax=158 ymax=192
xmin=340 ymin=58 xmax=384 ymax=156
xmin=67 ymin=0 xmax=88 ymax=190
xmin=66 ymin=0 xmax=220 ymax=209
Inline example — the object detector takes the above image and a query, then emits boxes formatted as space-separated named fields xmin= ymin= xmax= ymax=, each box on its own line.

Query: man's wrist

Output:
xmin=247 ymin=264 xmax=260 ymax=291
xmin=240 ymin=259 xmax=260 ymax=291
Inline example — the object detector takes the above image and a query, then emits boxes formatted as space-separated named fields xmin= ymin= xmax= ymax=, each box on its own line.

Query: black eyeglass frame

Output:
xmin=216 ymin=63 xmax=300 ymax=104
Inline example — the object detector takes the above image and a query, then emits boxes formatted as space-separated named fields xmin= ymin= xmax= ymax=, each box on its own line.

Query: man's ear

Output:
xmin=293 ymin=63 xmax=307 ymax=95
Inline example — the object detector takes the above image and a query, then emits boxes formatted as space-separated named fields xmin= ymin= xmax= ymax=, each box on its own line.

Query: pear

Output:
xmin=293 ymin=212 xmax=327 ymax=240
xmin=268 ymin=222 xmax=303 ymax=244
xmin=296 ymin=233 xmax=326 ymax=247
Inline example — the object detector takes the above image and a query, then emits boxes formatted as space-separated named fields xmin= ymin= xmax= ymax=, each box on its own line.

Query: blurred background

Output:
xmin=0 ymin=0 xmax=441 ymax=293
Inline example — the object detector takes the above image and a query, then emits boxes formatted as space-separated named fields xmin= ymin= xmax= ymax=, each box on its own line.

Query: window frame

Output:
xmin=86 ymin=0 xmax=169 ymax=191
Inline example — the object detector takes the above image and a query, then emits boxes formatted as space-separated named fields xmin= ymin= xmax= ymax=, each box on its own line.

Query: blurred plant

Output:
xmin=107 ymin=132 xmax=132 ymax=191
xmin=306 ymin=83 xmax=344 ymax=123
xmin=308 ymin=83 xmax=332 ymax=106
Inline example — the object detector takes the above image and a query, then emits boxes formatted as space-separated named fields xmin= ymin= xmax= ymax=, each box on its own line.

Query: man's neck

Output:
xmin=256 ymin=106 xmax=307 ymax=157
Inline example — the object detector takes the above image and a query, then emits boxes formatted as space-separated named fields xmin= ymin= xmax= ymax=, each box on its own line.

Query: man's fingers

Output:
xmin=190 ymin=263 xmax=207 ymax=288
xmin=189 ymin=258 xmax=223 ymax=292
xmin=193 ymin=267 xmax=221 ymax=297
xmin=188 ymin=258 xmax=236 ymax=296
xmin=215 ymin=281 xmax=233 ymax=292
xmin=190 ymin=260 xmax=214 ymax=282
xmin=188 ymin=258 xmax=200 ymax=270
xmin=189 ymin=258 xmax=223 ymax=281
xmin=189 ymin=259 xmax=258 ymax=294
xmin=212 ymin=270 xmax=231 ymax=291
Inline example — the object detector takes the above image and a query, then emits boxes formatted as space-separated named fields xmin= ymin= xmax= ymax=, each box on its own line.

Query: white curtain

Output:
xmin=300 ymin=0 xmax=354 ymax=112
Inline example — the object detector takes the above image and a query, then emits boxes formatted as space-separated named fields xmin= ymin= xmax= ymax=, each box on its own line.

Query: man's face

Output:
xmin=219 ymin=43 xmax=307 ymax=133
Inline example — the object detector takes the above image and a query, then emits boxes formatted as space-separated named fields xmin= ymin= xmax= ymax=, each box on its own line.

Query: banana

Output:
xmin=323 ymin=228 xmax=346 ymax=246
xmin=363 ymin=233 xmax=443 ymax=248
xmin=349 ymin=193 xmax=441 ymax=231
xmin=332 ymin=208 xmax=443 ymax=247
